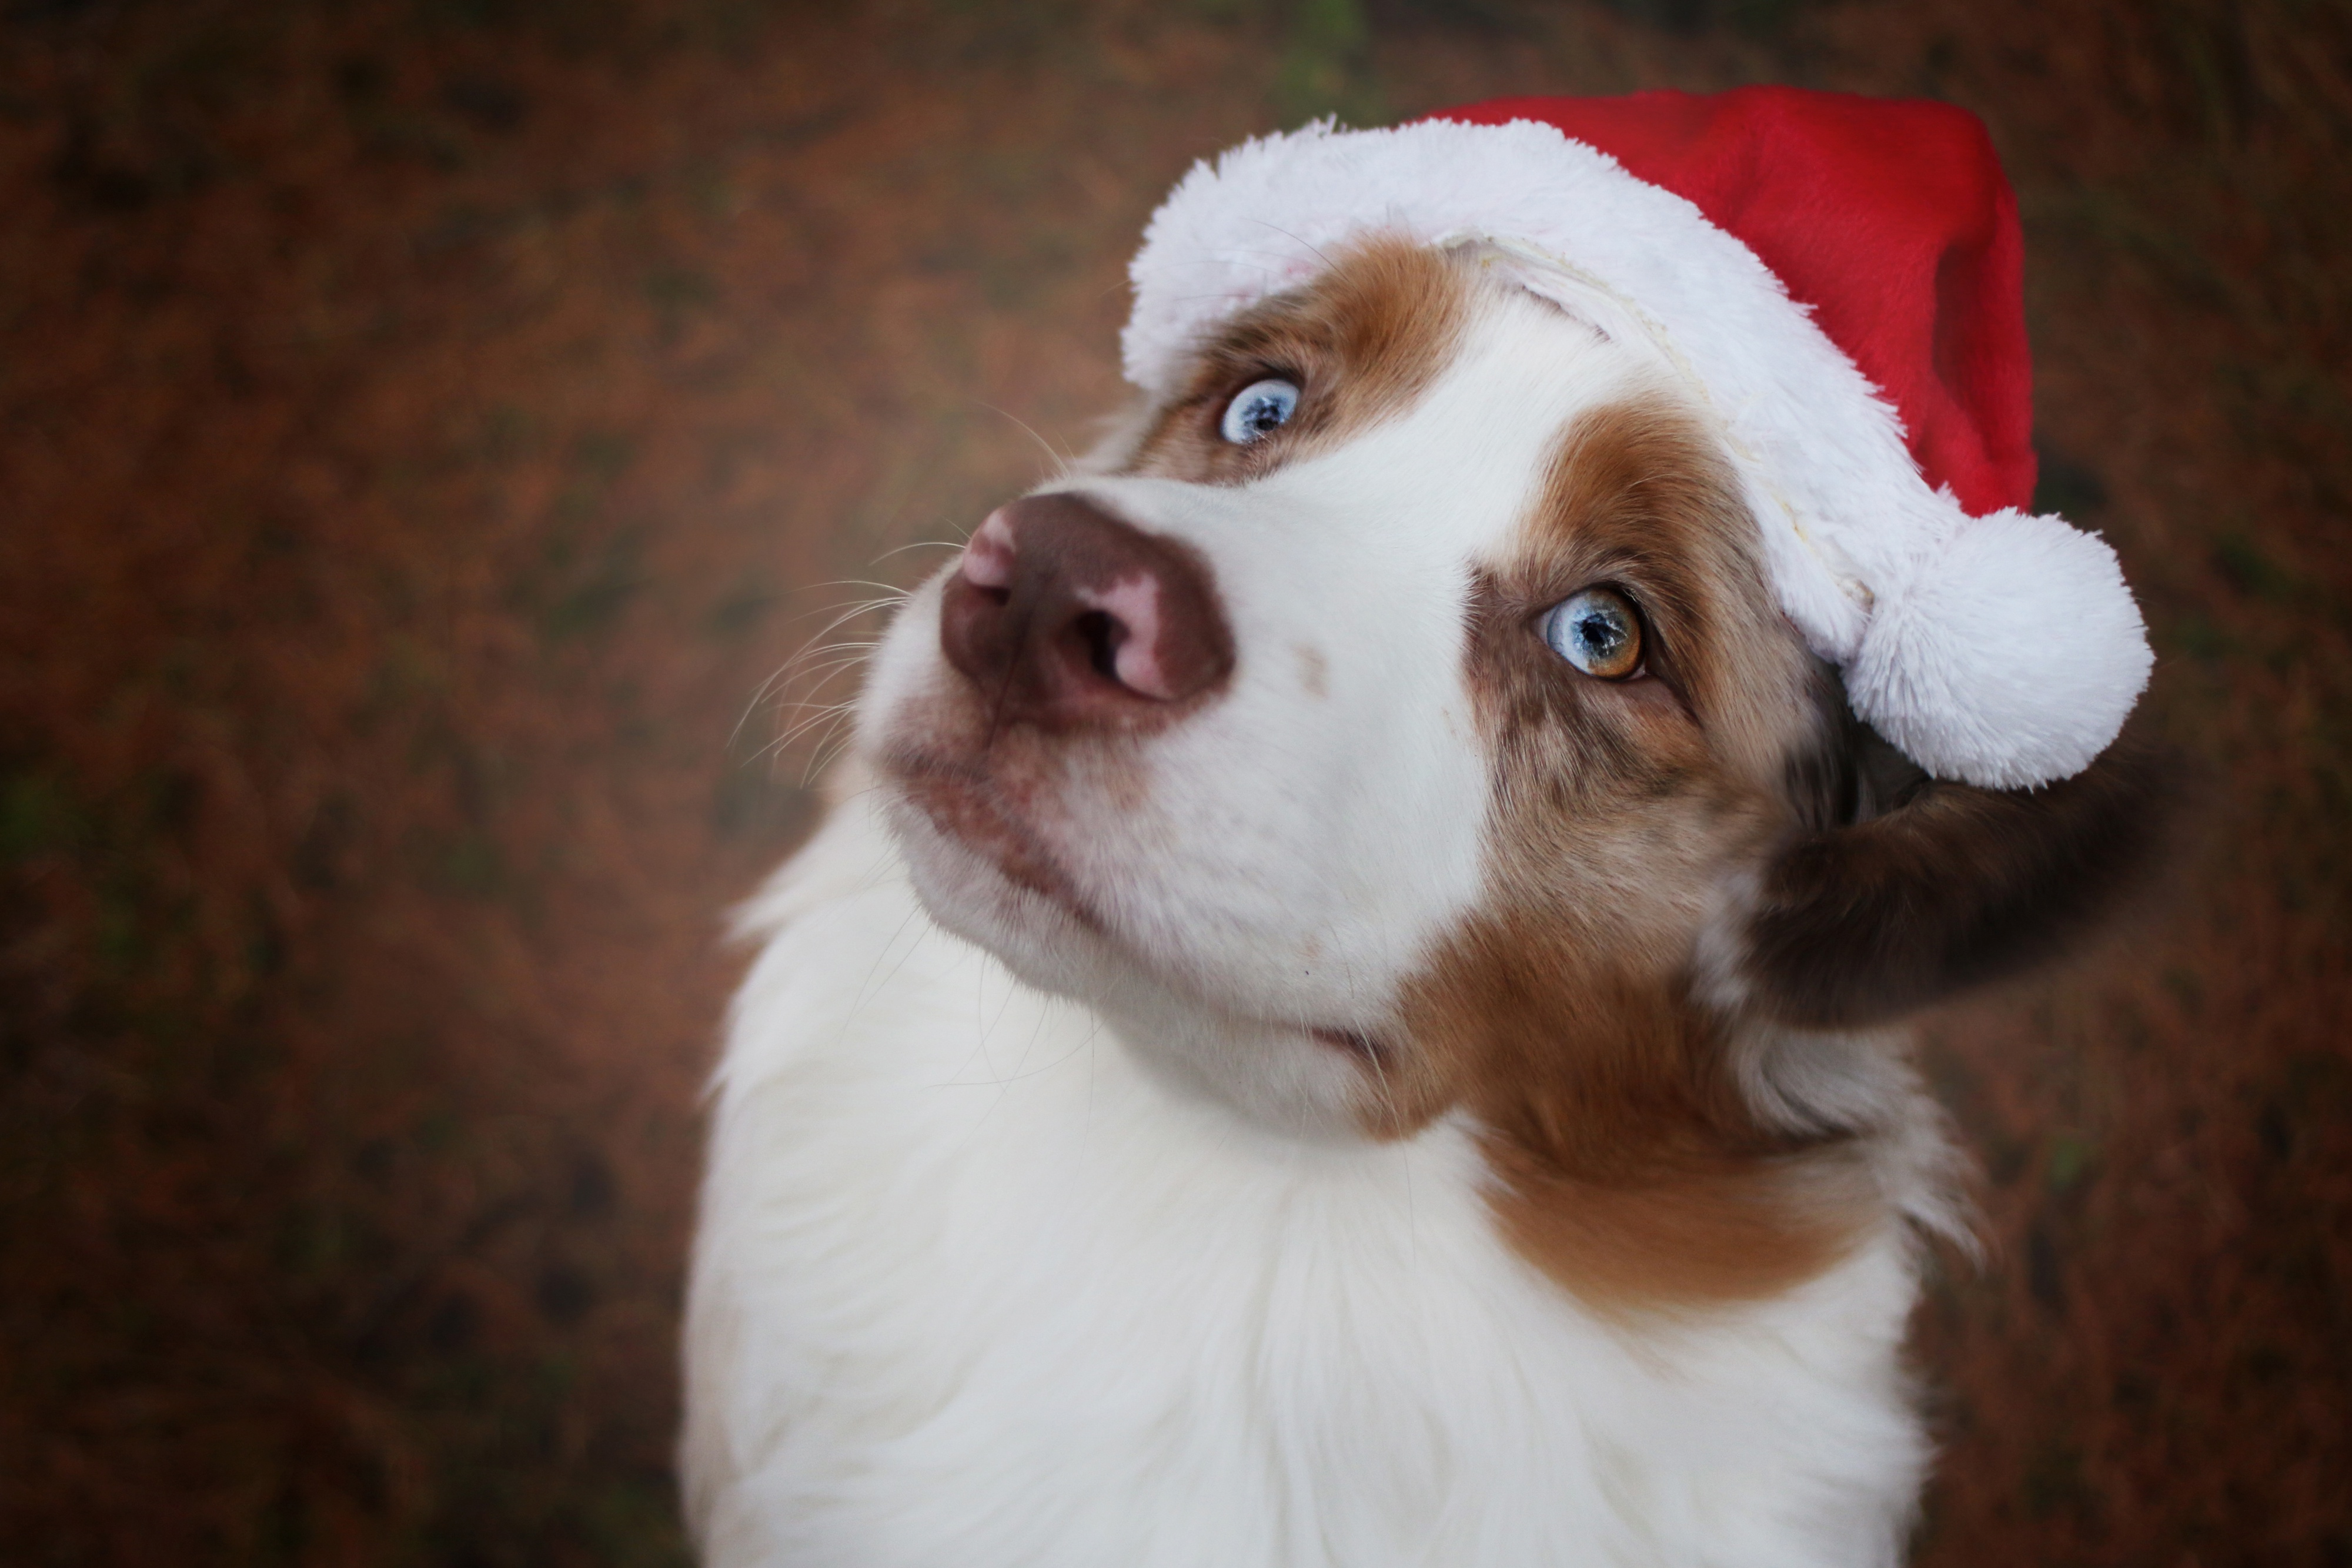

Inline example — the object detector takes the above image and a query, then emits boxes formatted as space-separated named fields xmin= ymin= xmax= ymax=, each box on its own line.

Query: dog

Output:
xmin=682 ymin=99 xmax=2169 ymax=1567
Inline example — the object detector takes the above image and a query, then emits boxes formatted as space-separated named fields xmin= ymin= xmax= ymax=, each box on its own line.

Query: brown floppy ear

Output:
xmin=1740 ymin=719 xmax=2181 ymax=1031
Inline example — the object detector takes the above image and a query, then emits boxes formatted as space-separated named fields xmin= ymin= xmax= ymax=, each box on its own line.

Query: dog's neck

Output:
xmin=912 ymin=805 xmax=1927 ymax=1317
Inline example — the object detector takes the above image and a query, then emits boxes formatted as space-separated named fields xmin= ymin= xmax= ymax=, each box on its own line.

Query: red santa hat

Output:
xmin=1120 ymin=88 xmax=2151 ymax=789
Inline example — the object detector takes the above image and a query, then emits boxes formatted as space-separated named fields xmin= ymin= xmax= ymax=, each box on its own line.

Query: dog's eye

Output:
xmin=1541 ymin=588 xmax=1643 ymax=680
xmin=1219 ymin=378 xmax=1301 ymax=445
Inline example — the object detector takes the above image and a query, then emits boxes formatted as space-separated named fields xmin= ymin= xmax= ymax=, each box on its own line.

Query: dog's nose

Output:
xmin=940 ymin=492 xmax=1234 ymax=731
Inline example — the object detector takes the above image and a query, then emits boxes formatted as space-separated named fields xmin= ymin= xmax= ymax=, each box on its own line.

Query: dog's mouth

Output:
xmin=884 ymin=746 xmax=1104 ymax=931
xmin=886 ymin=746 xmax=1396 ymax=1070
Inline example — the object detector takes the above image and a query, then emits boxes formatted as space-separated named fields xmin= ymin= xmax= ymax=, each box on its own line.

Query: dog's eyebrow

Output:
xmin=1501 ymin=396 xmax=1782 ymax=734
xmin=1117 ymin=236 xmax=1472 ymax=487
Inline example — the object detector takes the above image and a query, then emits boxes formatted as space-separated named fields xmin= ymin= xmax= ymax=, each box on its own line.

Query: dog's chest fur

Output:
xmin=684 ymin=801 xmax=1928 ymax=1568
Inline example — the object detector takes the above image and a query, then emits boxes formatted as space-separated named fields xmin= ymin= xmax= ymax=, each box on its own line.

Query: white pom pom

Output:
xmin=1843 ymin=510 xmax=2153 ymax=789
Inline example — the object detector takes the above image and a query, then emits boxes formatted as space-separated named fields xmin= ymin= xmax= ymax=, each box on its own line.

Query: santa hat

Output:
xmin=1120 ymin=88 xmax=2151 ymax=789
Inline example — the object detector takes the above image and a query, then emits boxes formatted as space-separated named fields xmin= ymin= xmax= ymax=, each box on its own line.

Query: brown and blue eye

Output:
xmin=1220 ymin=378 xmax=1301 ymax=444
xmin=1541 ymin=587 xmax=1643 ymax=680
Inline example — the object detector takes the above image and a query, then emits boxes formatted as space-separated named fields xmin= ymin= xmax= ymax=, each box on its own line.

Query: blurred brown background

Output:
xmin=2 ymin=0 xmax=2347 ymax=1563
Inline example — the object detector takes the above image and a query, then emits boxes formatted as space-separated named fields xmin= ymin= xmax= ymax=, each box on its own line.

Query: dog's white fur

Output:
xmin=683 ymin=261 xmax=1954 ymax=1565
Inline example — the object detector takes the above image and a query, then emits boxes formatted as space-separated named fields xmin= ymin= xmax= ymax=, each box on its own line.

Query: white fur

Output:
xmin=683 ymin=287 xmax=1955 ymax=1565
xmin=1122 ymin=118 xmax=2151 ymax=788
xmin=686 ymin=797 xmax=1933 ymax=1568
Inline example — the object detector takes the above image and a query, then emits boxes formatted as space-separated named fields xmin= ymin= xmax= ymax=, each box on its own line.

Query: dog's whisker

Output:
xmin=798 ymin=724 xmax=863 ymax=785
xmin=871 ymin=538 xmax=966 ymax=565
xmin=812 ymin=579 xmax=914 ymax=601
xmin=749 ymin=699 xmax=859 ymax=765
xmin=766 ymin=644 xmax=880 ymax=684
xmin=729 ymin=591 xmax=906 ymax=751
xmin=763 ymin=667 xmax=874 ymax=720
xmin=764 ymin=701 xmax=860 ymax=756
xmin=1242 ymin=220 xmax=1335 ymax=270
xmin=974 ymin=400 xmax=1077 ymax=480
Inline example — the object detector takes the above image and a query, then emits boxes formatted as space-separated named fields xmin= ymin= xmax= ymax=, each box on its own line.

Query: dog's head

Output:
xmin=859 ymin=238 xmax=2170 ymax=1304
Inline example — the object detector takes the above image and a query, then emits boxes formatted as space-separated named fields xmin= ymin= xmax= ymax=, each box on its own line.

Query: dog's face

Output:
xmin=860 ymin=238 xmax=2166 ymax=1303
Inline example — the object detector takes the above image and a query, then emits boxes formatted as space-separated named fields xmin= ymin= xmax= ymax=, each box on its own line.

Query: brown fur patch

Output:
xmin=1377 ymin=395 xmax=1869 ymax=1309
xmin=1411 ymin=921 xmax=1875 ymax=1305
xmin=1120 ymin=236 xmax=1471 ymax=484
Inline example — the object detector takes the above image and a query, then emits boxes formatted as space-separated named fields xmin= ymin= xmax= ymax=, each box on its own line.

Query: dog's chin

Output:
xmin=878 ymin=763 xmax=1381 ymax=1138
xmin=883 ymin=782 xmax=1120 ymax=1005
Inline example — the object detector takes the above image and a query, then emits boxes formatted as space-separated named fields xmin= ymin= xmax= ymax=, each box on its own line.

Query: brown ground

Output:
xmin=2 ymin=1 xmax=2347 ymax=1563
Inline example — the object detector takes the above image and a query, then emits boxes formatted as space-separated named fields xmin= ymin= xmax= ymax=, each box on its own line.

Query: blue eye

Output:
xmin=1219 ymin=378 xmax=1301 ymax=445
xmin=1541 ymin=587 xmax=1643 ymax=680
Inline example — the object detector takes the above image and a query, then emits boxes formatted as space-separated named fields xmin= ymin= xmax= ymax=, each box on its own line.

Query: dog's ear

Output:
xmin=1738 ymin=711 xmax=2181 ymax=1031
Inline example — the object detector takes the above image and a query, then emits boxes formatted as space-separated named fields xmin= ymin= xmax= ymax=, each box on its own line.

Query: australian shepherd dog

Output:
xmin=681 ymin=186 xmax=2166 ymax=1564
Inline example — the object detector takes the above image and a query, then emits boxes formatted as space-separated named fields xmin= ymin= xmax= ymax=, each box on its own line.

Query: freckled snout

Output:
xmin=940 ymin=492 xmax=1234 ymax=733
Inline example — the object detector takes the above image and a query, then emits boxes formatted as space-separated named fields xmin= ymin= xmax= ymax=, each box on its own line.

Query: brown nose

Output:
xmin=940 ymin=492 xmax=1234 ymax=733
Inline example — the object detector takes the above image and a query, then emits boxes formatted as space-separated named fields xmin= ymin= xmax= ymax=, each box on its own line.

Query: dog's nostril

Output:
xmin=1074 ymin=610 xmax=1122 ymax=683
